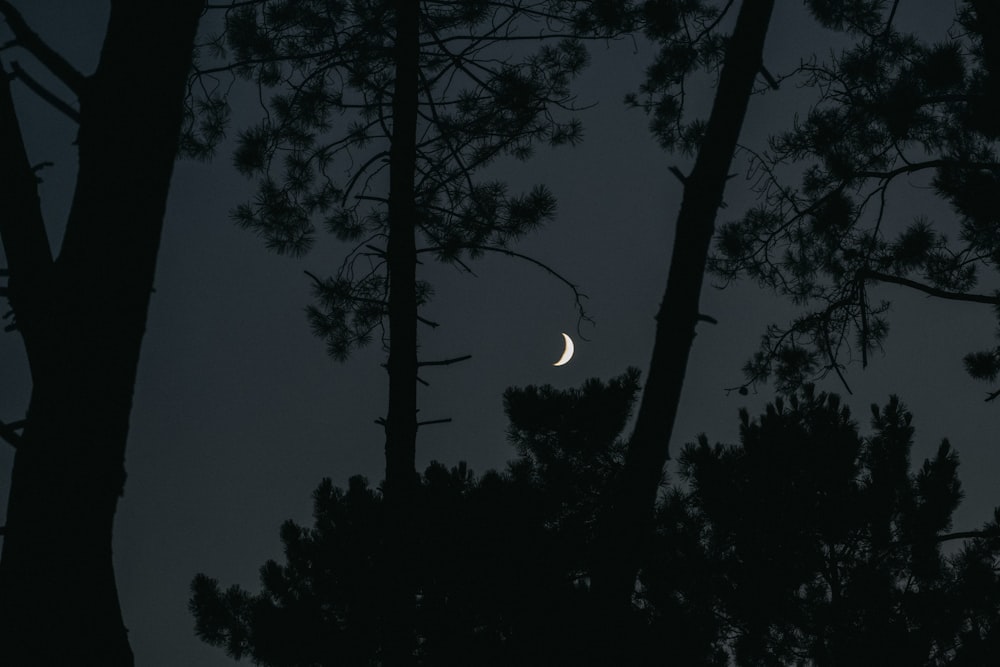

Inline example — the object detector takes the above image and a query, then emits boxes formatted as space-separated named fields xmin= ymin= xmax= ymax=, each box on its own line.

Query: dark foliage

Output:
xmin=191 ymin=369 xmax=642 ymax=665
xmin=642 ymin=387 xmax=1000 ymax=664
xmin=710 ymin=0 xmax=1000 ymax=398
xmin=186 ymin=0 xmax=600 ymax=360
xmin=192 ymin=376 xmax=1000 ymax=665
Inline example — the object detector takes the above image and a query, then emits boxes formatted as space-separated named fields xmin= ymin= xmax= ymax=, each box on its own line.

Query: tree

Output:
xmin=192 ymin=374 xmax=1000 ymax=665
xmin=0 ymin=1 xmax=203 ymax=664
xmin=590 ymin=0 xmax=778 ymax=622
xmin=711 ymin=1 xmax=1000 ymax=399
xmin=642 ymin=387 xmax=1000 ymax=665
xmin=190 ymin=370 xmax=642 ymax=665
xmin=187 ymin=2 xmax=612 ymax=659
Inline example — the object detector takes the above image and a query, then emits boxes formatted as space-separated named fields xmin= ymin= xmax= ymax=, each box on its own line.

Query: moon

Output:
xmin=553 ymin=332 xmax=575 ymax=366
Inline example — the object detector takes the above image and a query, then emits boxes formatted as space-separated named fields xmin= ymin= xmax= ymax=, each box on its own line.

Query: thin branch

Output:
xmin=416 ymin=417 xmax=452 ymax=428
xmin=0 ymin=418 xmax=23 ymax=448
xmin=10 ymin=62 xmax=79 ymax=122
xmin=882 ymin=0 xmax=901 ymax=38
xmin=759 ymin=64 xmax=779 ymax=90
xmin=862 ymin=269 xmax=1000 ymax=305
xmin=934 ymin=529 xmax=1000 ymax=543
xmin=0 ymin=1 xmax=85 ymax=95
xmin=853 ymin=160 xmax=1000 ymax=181
xmin=415 ymin=243 xmax=593 ymax=337
xmin=0 ymin=54 xmax=55 ymax=340
xmin=417 ymin=354 xmax=471 ymax=367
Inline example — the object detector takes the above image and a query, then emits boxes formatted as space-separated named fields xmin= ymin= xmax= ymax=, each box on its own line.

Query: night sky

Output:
xmin=2 ymin=2 xmax=999 ymax=665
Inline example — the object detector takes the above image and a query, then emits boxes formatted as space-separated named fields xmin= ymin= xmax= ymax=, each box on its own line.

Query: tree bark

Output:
xmin=382 ymin=0 xmax=420 ymax=663
xmin=0 ymin=2 xmax=203 ymax=665
xmin=591 ymin=0 xmax=776 ymax=621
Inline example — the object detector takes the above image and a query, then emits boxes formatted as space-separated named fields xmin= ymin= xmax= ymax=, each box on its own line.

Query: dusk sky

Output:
xmin=2 ymin=2 xmax=999 ymax=665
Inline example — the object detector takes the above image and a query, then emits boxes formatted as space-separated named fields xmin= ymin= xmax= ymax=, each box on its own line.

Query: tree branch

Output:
xmin=0 ymin=1 xmax=85 ymax=95
xmin=417 ymin=354 xmax=471 ymax=367
xmin=10 ymin=61 xmax=79 ymax=122
xmin=0 ymin=54 xmax=54 ymax=347
xmin=416 ymin=417 xmax=452 ymax=428
xmin=933 ymin=529 xmax=1000 ymax=543
xmin=861 ymin=269 xmax=1000 ymax=305
xmin=415 ymin=243 xmax=593 ymax=337
xmin=853 ymin=159 xmax=998 ymax=181
xmin=0 ymin=418 xmax=23 ymax=448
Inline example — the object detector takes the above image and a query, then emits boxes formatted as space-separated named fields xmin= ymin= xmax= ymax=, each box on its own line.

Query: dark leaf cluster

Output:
xmin=191 ymin=377 xmax=1000 ymax=665
xmin=184 ymin=0 xmax=606 ymax=361
xmin=642 ymin=386 xmax=1000 ymax=665
xmin=710 ymin=1 xmax=1000 ymax=396
xmin=191 ymin=370 xmax=642 ymax=665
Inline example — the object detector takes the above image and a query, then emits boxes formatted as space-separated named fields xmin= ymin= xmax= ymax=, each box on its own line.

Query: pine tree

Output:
xmin=190 ymin=370 xmax=643 ymax=665
xmin=0 ymin=2 xmax=203 ymax=664
xmin=186 ymin=1 xmax=620 ymax=660
xmin=644 ymin=388 xmax=1000 ymax=664
xmin=711 ymin=0 xmax=1000 ymax=399
xmin=590 ymin=0 xmax=779 ymax=628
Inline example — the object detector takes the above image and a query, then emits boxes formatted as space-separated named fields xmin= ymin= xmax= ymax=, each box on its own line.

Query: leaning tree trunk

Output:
xmin=0 ymin=2 xmax=203 ymax=665
xmin=590 ymin=0 xmax=776 ymax=627
xmin=381 ymin=0 xmax=421 ymax=664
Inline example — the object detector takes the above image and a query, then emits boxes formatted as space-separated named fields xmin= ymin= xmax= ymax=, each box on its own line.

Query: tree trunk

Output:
xmin=0 ymin=2 xmax=203 ymax=664
xmin=382 ymin=0 xmax=420 ymax=663
xmin=590 ymin=0 xmax=776 ymax=624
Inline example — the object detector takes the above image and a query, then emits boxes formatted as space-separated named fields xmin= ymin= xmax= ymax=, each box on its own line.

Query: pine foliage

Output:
xmin=191 ymin=378 xmax=1000 ymax=665
xmin=185 ymin=0 xmax=608 ymax=359
xmin=709 ymin=1 xmax=1000 ymax=397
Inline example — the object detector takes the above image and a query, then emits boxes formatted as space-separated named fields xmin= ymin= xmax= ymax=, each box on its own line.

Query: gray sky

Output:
xmin=2 ymin=2 xmax=999 ymax=665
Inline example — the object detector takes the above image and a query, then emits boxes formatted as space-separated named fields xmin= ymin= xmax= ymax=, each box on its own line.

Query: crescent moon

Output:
xmin=553 ymin=332 xmax=575 ymax=366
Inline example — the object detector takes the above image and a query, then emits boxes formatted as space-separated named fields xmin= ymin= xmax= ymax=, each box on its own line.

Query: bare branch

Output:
xmin=0 ymin=55 xmax=54 ymax=337
xmin=417 ymin=354 xmax=471 ymax=367
xmin=933 ymin=529 xmax=1000 ymax=543
xmin=415 ymin=243 xmax=593 ymax=338
xmin=10 ymin=61 xmax=79 ymax=122
xmin=862 ymin=269 xmax=1000 ymax=305
xmin=416 ymin=417 xmax=452 ymax=428
xmin=852 ymin=159 xmax=998 ymax=181
xmin=759 ymin=64 xmax=779 ymax=90
xmin=0 ymin=1 xmax=85 ymax=95
xmin=0 ymin=418 xmax=23 ymax=448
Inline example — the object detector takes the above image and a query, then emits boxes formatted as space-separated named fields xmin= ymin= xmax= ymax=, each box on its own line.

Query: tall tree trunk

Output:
xmin=0 ymin=2 xmax=203 ymax=665
xmin=382 ymin=0 xmax=420 ymax=663
xmin=591 ymin=0 xmax=776 ymax=627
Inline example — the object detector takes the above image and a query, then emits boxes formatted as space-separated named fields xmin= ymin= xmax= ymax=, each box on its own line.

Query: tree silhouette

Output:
xmin=186 ymin=3 xmax=616 ymax=657
xmin=642 ymin=387 xmax=1000 ymax=664
xmin=711 ymin=0 xmax=1000 ymax=399
xmin=190 ymin=370 xmax=642 ymax=665
xmin=0 ymin=2 xmax=203 ymax=664
xmin=590 ymin=0 xmax=778 ymax=625
xmin=192 ymin=374 xmax=1000 ymax=665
